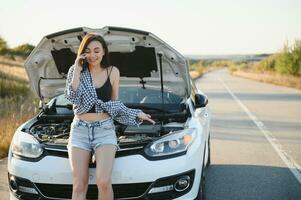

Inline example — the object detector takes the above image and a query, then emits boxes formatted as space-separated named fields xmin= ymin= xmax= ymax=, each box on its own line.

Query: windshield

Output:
xmin=119 ymin=87 xmax=182 ymax=104
xmin=54 ymin=86 xmax=184 ymax=114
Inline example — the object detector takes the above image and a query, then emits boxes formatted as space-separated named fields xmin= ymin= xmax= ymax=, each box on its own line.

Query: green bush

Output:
xmin=252 ymin=40 xmax=301 ymax=76
xmin=228 ymin=64 xmax=238 ymax=73
xmin=237 ymin=62 xmax=249 ymax=70
xmin=275 ymin=40 xmax=301 ymax=76
xmin=292 ymin=41 xmax=301 ymax=76
xmin=190 ymin=61 xmax=205 ymax=74
xmin=211 ymin=60 xmax=235 ymax=68
xmin=255 ymin=54 xmax=276 ymax=72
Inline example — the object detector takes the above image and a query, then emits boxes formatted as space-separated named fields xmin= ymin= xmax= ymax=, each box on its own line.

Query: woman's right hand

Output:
xmin=137 ymin=111 xmax=156 ymax=124
xmin=74 ymin=53 xmax=87 ymax=72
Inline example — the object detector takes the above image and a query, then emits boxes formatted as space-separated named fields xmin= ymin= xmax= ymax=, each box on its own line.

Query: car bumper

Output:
xmin=8 ymin=136 xmax=204 ymax=199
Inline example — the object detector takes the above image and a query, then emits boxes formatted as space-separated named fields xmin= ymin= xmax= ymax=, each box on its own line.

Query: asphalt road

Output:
xmin=197 ymin=69 xmax=301 ymax=200
xmin=1 ymin=69 xmax=300 ymax=200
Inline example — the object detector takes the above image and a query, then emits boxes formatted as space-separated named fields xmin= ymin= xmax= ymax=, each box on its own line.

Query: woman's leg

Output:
xmin=69 ymin=147 xmax=91 ymax=200
xmin=94 ymin=145 xmax=117 ymax=200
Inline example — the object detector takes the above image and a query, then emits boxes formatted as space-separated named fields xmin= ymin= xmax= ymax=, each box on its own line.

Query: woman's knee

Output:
xmin=73 ymin=177 xmax=88 ymax=193
xmin=96 ymin=177 xmax=111 ymax=191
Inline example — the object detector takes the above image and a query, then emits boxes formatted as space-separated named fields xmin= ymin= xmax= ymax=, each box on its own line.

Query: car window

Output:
xmin=56 ymin=94 xmax=71 ymax=106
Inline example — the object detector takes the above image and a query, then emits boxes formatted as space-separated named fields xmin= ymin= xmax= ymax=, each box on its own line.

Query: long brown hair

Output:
xmin=77 ymin=33 xmax=110 ymax=69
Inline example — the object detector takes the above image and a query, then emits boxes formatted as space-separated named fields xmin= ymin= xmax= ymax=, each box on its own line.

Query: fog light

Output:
xmin=148 ymin=185 xmax=173 ymax=194
xmin=9 ymin=176 xmax=18 ymax=192
xmin=174 ymin=176 xmax=190 ymax=192
xmin=19 ymin=185 xmax=38 ymax=194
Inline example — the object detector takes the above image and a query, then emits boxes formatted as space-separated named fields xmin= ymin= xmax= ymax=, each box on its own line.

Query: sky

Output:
xmin=0 ymin=0 xmax=300 ymax=55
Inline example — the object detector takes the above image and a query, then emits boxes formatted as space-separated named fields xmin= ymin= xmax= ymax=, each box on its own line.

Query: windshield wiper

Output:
xmin=47 ymin=99 xmax=73 ymax=111
xmin=49 ymin=98 xmax=73 ymax=110
xmin=126 ymin=103 xmax=168 ymax=113
xmin=55 ymin=104 xmax=73 ymax=110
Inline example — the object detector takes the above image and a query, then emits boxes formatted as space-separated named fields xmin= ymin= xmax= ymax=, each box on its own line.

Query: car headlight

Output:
xmin=11 ymin=129 xmax=43 ymax=158
xmin=144 ymin=128 xmax=196 ymax=157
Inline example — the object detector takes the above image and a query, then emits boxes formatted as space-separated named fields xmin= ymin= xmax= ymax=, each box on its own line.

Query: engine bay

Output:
xmin=29 ymin=118 xmax=186 ymax=149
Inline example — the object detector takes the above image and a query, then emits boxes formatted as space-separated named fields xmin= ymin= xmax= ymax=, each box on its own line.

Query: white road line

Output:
xmin=218 ymin=77 xmax=301 ymax=184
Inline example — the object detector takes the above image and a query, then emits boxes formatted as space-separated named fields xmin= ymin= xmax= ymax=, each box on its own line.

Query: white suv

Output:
xmin=7 ymin=26 xmax=211 ymax=200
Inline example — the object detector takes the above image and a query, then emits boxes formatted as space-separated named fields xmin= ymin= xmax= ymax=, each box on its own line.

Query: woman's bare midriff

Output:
xmin=76 ymin=112 xmax=110 ymax=122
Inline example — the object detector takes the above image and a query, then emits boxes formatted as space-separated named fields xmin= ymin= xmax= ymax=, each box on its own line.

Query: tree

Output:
xmin=0 ymin=36 xmax=8 ymax=55
xmin=12 ymin=43 xmax=35 ymax=57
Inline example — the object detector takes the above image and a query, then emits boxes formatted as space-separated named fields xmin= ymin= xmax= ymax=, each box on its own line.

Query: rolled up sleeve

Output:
xmin=100 ymin=100 xmax=142 ymax=126
xmin=117 ymin=103 xmax=143 ymax=126
xmin=64 ymin=66 xmax=82 ymax=105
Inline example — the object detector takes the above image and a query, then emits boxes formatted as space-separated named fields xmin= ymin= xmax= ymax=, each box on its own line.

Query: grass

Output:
xmin=0 ymin=55 xmax=24 ymax=67
xmin=0 ymin=63 xmax=29 ymax=82
xmin=0 ymin=73 xmax=29 ymax=97
xmin=189 ymin=66 xmax=224 ymax=80
xmin=189 ymin=59 xmax=234 ymax=79
xmin=0 ymin=56 xmax=39 ymax=158
xmin=229 ymin=40 xmax=301 ymax=89
xmin=232 ymin=70 xmax=301 ymax=90
xmin=0 ymin=95 xmax=39 ymax=158
xmin=189 ymin=61 xmax=205 ymax=79
xmin=228 ymin=59 xmax=301 ymax=90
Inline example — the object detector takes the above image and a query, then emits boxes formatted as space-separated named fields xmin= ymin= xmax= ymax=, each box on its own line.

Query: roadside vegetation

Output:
xmin=0 ymin=36 xmax=38 ymax=159
xmin=188 ymin=59 xmax=228 ymax=79
xmin=229 ymin=40 xmax=301 ymax=89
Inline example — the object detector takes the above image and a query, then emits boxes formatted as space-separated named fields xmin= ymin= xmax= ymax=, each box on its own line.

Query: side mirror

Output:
xmin=195 ymin=93 xmax=208 ymax=108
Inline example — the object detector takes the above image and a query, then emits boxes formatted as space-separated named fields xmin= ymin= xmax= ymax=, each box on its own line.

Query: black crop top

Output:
xmin=87 ymin=67 xmax=113 ymax=113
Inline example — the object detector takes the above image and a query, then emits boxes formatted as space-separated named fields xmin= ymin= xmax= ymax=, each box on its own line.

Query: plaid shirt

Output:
xmin=64 ymin=65 xmax=142 ymax=126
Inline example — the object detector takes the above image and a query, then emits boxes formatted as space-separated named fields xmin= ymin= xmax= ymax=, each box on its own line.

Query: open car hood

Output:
xmin=25 ymin=26 xmax=191 ymax=101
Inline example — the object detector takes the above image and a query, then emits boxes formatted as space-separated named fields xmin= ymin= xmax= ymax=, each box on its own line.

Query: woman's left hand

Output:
xmin=137 ymin=112 xmax=156 ymax=124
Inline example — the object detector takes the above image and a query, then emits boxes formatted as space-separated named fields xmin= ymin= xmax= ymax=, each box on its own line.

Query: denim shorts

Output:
xmin=68 ymin=117 xmax=120 ymax=152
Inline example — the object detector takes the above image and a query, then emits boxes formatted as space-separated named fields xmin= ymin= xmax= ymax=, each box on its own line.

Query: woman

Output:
xmin=64 ymin=33 xmax=154 ymax=200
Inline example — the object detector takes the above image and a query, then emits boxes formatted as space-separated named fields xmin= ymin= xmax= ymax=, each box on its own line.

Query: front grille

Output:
xmin=45 ymin=144 xmax=145 ymax=159
xmin=35 ymin=182 xmax=152 ymax=199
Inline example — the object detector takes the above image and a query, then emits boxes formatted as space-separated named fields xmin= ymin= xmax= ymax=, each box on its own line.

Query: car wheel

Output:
xmin=206 ymin=135 xmax=211 ymax=167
